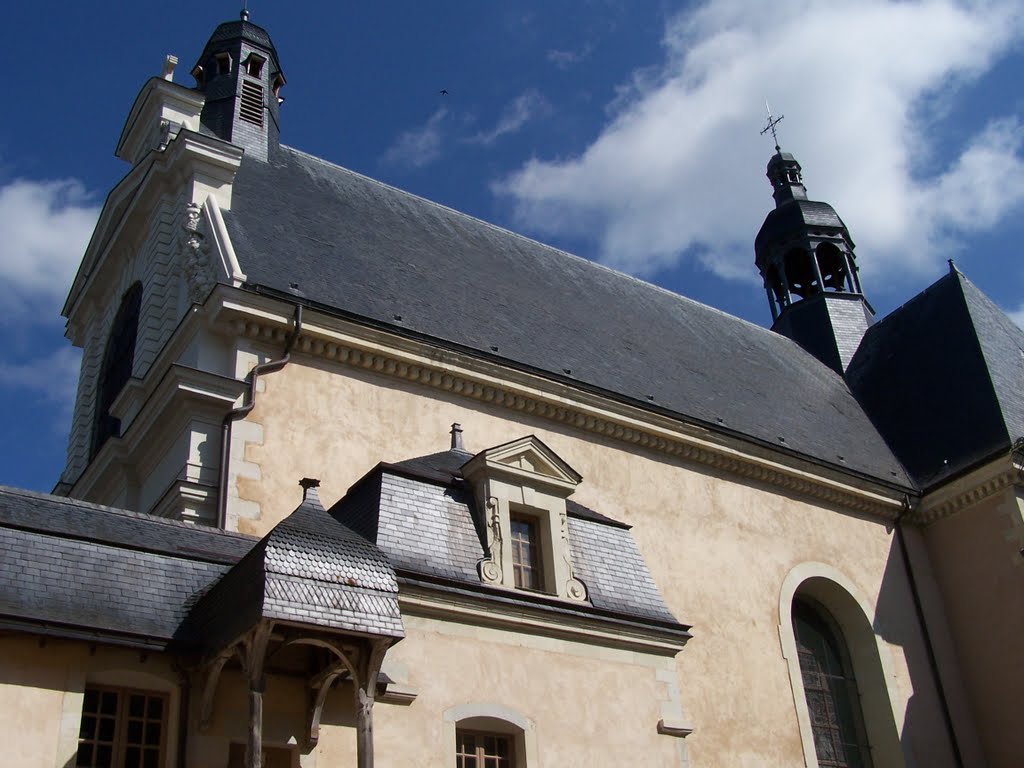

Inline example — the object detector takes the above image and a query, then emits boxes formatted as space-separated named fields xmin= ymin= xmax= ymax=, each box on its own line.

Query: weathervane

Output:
xmin=761 ymin=101 xmax=784 ymax=152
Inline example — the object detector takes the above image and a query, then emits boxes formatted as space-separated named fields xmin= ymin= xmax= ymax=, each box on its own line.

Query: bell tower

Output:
xmin=754 ymin=147 xmax=873 ymax=374
xmin=190 ymin=10 xmax=285 ymax=162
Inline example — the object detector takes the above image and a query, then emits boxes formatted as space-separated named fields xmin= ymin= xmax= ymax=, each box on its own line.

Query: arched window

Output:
xmin=793 ymin=598 xmax=873 ymax=768
xmin=91 ymin=282 xmax=143 ymax=459
xmin=444 ymin=704 xmax=536 ymax=768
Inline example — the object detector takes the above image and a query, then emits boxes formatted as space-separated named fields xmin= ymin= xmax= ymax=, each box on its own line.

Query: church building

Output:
xmin=1 ymin=13 xmax=1020 ymax=768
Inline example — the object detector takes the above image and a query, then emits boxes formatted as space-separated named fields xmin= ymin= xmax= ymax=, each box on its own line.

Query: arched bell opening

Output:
xmin=816 ymin=242 xmax=860 ymax=294
xmin=783 ymin=247 xmax=822 ymax=301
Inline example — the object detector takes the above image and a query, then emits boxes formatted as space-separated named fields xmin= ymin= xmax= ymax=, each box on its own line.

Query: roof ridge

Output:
xmin=0 ymin=485 xmax=257 ymax=542
xmin=279 ymin=146 xmax=780 ymax=340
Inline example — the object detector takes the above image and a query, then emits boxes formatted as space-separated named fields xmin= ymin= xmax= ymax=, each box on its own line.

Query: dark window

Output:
xmin=456 ymin=730 xmax=513 ymax=768
xmin=245 ymin=55 xmax=264 ymax=78
xmin=215 ymin=53 xmax=231 ymax=75
xmin=793 ymin=599 xmax=873 ymax=768
xmin=91 ymin=282 xmax=142 ymax=459
xmin=510 ymin=514 xmax=543 ymax=591
xmin=76 ymin=686 xmax=167 ymax=768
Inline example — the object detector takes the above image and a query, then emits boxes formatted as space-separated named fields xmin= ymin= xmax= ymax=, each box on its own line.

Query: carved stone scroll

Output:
xmin=478 ymin=496 xmax=503 ymax=585
xmin=561 ymin=511 xmax=588 ymax=602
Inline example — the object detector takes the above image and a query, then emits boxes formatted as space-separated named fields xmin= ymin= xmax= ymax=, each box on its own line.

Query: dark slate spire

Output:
xmin=754 ymin=149 xmax=873 ymax=374
xmin=190 ymin=11 xmax=285 ymax=162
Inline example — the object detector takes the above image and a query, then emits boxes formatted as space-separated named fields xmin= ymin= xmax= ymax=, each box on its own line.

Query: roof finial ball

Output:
xmin=240 ymin=1 xmax=250 ymax=22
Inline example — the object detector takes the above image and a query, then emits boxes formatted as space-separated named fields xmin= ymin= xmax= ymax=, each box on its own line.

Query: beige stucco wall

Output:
xmin=224 ymin=355 xmax=959 ymax=766
xmin=0 ymin=636 xmax=182 ymax=768
xmin=924 ymin=487 xmax=1024 ymax=768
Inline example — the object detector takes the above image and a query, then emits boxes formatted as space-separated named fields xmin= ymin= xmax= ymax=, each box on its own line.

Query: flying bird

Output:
xmin=439 ymin=89 xmax=449 ymax=96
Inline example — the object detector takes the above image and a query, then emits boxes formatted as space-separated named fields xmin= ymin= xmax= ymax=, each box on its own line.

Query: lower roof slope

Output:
xmin=847 ymin=268 xmax=1024 ymax=489
xmin=0 ymin=487 xmax=252 ymax=648
xmin=222 ymin=147 xmax=910 ymax=487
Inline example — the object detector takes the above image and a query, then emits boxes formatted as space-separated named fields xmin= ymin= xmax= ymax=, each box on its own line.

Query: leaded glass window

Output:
xmin=91 ymin=282 xmax=142 ymax=459
xmin=793 ymin=599 xmax=873 ymax=768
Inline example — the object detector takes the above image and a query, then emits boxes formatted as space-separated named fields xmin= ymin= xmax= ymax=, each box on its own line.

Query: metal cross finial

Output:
xmin=761 ymin=101 xmax=784 ymax=152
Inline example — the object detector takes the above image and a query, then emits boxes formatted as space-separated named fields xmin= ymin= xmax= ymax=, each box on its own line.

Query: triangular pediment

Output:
xmin=462 ymin=435 xmax=581 ymax=492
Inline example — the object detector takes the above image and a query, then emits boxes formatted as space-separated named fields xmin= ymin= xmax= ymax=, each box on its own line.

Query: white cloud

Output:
xmin=381 ymin=108 xmax=449 ymax=169
xmin=0 ymin=178 xmax=99 ymax=321
xmin=497 ymin=0 xmax=1024 ymax=284
xmin=468 ymin=90 xmax=549 ymax=146
xmin=547 ymin=45 xmax=593 ymax=70
xmin=1009 ymin=304 xmax=1024 ymax=330
xmin=0 ymin=346 xmax=81 ymax=423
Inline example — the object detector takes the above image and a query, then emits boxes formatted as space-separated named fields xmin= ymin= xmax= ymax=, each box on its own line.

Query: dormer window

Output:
xmin=245 ymin=54 xmax=265 ymax=78
xmin=191 ymin=64 xmax=205 ymax=88
xmin=215 ymin=53 xmax=231 ymax=76
xmin=510 ymin=513 xmax=544 ymax=590
xmin=462 ymin=435 xmax=588 ymax=602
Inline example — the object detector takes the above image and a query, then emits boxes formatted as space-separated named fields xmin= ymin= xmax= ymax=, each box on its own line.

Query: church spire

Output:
xmin=754 ymin=140 xmax=873 ymax=375
xmin=190 ymin=10 xmax=285 ymax=162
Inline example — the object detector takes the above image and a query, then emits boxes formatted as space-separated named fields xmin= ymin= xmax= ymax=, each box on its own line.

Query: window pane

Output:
xmin=100 ymin=691 xmax=119 ymax=715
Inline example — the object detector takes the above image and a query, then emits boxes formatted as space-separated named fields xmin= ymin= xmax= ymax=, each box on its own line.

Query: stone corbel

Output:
xmin=657 ymin=718 xmax=694 ymax=738
xmin=478 ymin=496 xmax=503 ymax=585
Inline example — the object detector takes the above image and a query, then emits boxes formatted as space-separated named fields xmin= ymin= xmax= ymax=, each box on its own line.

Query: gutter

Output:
xmin=217 ymin=304 xmax=303 ymax=528
xmin=894 ymin=495 xmax=964 ymax=768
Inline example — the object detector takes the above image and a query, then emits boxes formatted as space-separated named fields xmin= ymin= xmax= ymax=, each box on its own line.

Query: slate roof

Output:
xmin=330 ymin=455 xmax=680 ymax=627
xmin=847 ymin=268 xmax=1024 ymax=489
xmin=0 ymin=484 xmax=403 ymax=651
xmin=755 ymin=199 xmax=850 ymax=255
xmin=221 ymin=147 xmax=910 ymax=487
xmin=185 ymin=487 xmax=403 ymax=651
xmin=0 ymin=486 xmax=252 ymax=648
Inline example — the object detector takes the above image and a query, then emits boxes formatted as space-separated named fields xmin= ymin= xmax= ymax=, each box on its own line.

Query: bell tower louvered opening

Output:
xmin=239 ymin=80 xmax=264 ymax=126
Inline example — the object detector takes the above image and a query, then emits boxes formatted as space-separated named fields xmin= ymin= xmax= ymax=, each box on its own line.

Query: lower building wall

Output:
xmin=924 ymin=487 xmax=1024 ymax=768
xmin=0 ymin=636 xmax=182 ymax=768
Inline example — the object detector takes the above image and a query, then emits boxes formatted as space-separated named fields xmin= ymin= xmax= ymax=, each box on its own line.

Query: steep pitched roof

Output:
xmin=846 ymin=269 xmax=1024 ymax=489
xmin=221 ymin=147 xmax=910 ymax=486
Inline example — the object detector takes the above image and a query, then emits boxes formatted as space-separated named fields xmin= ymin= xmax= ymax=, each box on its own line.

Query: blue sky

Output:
xmin=1 ymin=1 xmax=1023 ymax=493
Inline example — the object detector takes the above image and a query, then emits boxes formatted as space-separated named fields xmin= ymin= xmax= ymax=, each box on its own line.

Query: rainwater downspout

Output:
xmin=894 ymin=495 xmax=964 ymax=768
xmin=217 ymin=304 xmax=303 ymax=528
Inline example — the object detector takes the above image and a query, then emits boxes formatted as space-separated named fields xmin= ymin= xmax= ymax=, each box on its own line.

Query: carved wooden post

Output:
xmin=241 ymin=624 xmax=272 ymax=768
xmin=354 ymin=640 xmax=388 ymax=768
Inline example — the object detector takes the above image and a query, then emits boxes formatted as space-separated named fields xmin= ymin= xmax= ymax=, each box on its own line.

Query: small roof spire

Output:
xmin=760 ymin=101 xmax=784 ymax=153
xmin=450 ymin=423 xmax=465 ymax=451
xmin=240 ymin=0 xmax=249 ymax=21
xmin=299 ymin=477 xmax=321 ymax=506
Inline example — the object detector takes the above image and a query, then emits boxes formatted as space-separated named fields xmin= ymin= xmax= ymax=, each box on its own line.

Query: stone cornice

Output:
xmin=397 ymin=580 xmax=689 ymax=657
xmin=210 ymin=289 xmax=909 ymax=522
xmin=914 ymin=455 xmax=1022 ymax=525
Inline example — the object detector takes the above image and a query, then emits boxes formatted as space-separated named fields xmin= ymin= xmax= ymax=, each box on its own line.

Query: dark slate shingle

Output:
xmin=222 ymin=147 xmax=910 ymax=486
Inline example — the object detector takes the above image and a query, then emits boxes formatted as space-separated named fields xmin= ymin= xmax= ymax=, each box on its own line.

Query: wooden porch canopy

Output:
xmin=184 ymin=480 xmax=404 ymax=768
